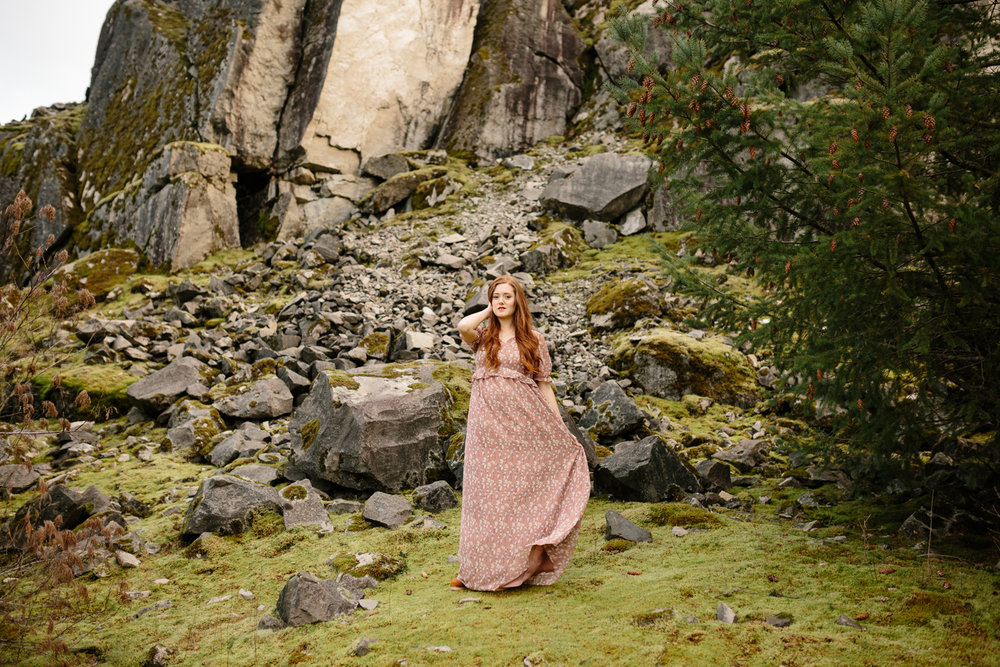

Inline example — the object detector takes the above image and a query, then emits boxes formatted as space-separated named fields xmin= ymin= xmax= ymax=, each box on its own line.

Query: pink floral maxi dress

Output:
xmin=457 ymin=329 xmax=591 ymax=591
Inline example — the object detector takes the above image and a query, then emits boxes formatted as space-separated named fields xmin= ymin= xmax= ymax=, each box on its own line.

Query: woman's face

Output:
xmin=491 ymin=283 xmax=517 ymax=319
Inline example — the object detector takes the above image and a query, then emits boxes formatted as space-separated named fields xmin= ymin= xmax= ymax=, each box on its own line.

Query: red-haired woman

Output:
xmin=451 ymin=275 xmax=590 ymax=591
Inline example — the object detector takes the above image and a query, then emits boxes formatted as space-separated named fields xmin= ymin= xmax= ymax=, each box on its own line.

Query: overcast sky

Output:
xmin=0 ymin=0 xmax=115 ymax=124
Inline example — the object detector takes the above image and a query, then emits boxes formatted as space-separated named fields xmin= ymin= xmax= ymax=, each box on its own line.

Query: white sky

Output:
xmin=0 ymin=0 xmax=115 ymax=124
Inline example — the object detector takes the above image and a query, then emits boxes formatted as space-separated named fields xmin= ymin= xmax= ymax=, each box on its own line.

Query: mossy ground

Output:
xmin=3 ymin=458 xmax=997 ymax=667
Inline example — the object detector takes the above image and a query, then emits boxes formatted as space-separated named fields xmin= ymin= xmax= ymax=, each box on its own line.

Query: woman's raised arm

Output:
xmin=457 ymin=304 xmax=492 ymax=345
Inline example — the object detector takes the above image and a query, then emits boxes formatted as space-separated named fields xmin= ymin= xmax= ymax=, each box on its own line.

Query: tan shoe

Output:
xmin=450 ymin=578 xmax=466 ymax=591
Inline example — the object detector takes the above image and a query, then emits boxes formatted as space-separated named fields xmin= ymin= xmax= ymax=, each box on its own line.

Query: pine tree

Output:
xmin=610 ymin=0 xmax=1000 ymax=479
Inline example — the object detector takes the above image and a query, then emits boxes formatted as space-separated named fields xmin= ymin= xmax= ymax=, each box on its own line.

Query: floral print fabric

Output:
xmin=457 ymin=329 xmax=591 ymax=591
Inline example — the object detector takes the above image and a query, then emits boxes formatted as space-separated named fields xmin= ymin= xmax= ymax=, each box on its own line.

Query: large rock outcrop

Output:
xmin=84 ymin=142 xmax=239 ymax=270
xmin=296 ymin=0 xmax=480 ymax=174
xmin=0 ymin=105 xmax=84 ymax=282
xmin=285 ymin=363 xmax=454 ymax=492
xmin=440 ymin=0 xmax=585 ymax=160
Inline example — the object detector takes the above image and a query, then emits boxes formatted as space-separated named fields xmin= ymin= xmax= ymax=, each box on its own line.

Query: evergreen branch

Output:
xmin=819 ymin=0 xmax=885 ymax=85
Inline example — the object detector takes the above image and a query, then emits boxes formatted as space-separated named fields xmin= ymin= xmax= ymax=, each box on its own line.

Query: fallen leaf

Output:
xmin=854 ymin=612 xmax=870 ymax=621
xmin=421 ymin=571 xmax=428 ymax=579
xmin=943 ymin=582 xmax=952 ymax=590
xmin=767 ymin=573 xmax=779 ymax=582
xmin=936 ymin=570 xmax=945 ymax=577
xmin=405 ymin=589 xmax=412 ymax=595
xmin=878 ymin=567 xmax=896 ymax=575
xmin=627 ymin=570 xmax=642 ymax=576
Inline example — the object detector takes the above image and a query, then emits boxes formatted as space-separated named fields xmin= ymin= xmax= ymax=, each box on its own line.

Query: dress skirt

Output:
xmin=457 ymin=333 xmax=590 ymax=591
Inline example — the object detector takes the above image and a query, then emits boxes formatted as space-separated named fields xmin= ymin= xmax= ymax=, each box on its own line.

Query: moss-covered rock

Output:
xmin=611 ymin=329 xmax=761 ymax=408
xmin=586 ymin=278 xmax=664 ymax=329
xmin=33 ymin=356 xmax=138 ymax=420
xmin=327 ymin=551 xmax=406 ymax=581
xmin=52 ymin=248 xmax=140 ymax=302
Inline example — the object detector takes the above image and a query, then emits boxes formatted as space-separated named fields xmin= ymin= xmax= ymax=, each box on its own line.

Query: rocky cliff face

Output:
xmin=1 ymin=0 xmax=609 ymax=275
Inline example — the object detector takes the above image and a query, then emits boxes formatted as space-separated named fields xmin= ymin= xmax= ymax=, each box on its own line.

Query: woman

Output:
xmin=452 ymin=275 xmax=590 ymax=591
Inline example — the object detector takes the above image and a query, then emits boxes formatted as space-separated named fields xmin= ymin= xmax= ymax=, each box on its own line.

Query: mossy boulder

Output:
xmin=165 ymin=399 xmax=227 ymax=460
xmin=586 ymin=278 xmax=664 ymax=330
xmin=52 ymin=248 xmax=139 ymax=302
xmin=611 ymin=329 xmax=761 ymax=409
xmin=34 ymin=358 xmax=138 ymax=420
xmin=181 ymin=474 xmax=284 ymax=538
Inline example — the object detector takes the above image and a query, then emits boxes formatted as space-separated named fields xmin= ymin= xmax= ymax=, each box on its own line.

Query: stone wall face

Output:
xmin=297 ymin=0 xmax=480 ymax=175
xmin=439 ymin=0 xmax=585 ymax=160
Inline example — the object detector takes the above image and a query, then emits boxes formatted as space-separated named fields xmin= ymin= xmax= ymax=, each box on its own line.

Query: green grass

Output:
xmin=3 ymin=479 xmax=997 ymax=666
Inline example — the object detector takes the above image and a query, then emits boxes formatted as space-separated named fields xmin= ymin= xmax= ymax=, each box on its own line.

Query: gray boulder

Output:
xmin=581 ymin=220 xmax=618 ymax=249
xmin=440 ymin=0 xmax=585 ymax=160
xmin=541 ymin=153 xmax=652 ymax=221
xmin=181 ymin=475 xmax=282 ymax=538
xmin=0 ymin=464 xmax=40 ymax=495
xmin=279 ymin=479 xmax=334 ymax=532
xmin=208 ymin=423 xmax=270 ymax=467
xmin=712 ymin=440 xmax=769 ymax=474
xmin=412 ymin=481 xmax=458 ymax=513
xmin=164 ymin=400 xmax=226 ymax=459
xmin=605 ymin=510 xmax=652 ymax=543
xmin=560 ymin=406 xmax=598 ymax=470
xmin=229 ymin=464 xmax=283 ymax=486
xmin=127 ymin=357 xmax=215 ymax=413
xmin=363 ymin=492 xmax=413 ymax=529
xmin=214 ymin=376 xmax=294 ymax=420
xmin=362 ymin=154 xmax=410 ymax=181
xmin=695 ymin=460 xmax=733 ymax=491
xmin=595 ymin=435 xmax=702 ymax=502
xmin=578 ymin=381 xmax=645 ymax=442
xmin=276 ymin=571 xmax=358 ymax=627
xmin=285 ymin=364 xmax=451 ymax=492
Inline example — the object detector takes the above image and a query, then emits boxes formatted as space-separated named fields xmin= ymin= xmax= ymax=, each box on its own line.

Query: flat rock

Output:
xmin=766 ymin=614 xmax=793 ymax=628
xmin=214 ymin=376 xmax=293 ymax=420
xmin=0 ymin=464 xmax=40 ymax=495
xmin=541 ymin=153 xmax=652 ymax=221
xmin=717 ymin=602 xmax=736 ymax=624
xmin=363 ymin=492 xmax=412 ymax=529
xmin=605 ymin=510 xmax=652 ymax=543
xmin=695 ymin=459 xmax=733 ymax=491
xmin=228 ymin=464 xmax=283 ymax=486
xmin=713 ymin=439 xmax=769 ymax=473
xmin=208 ymin=422 xmax=269 ymax=467
xmin=126 ymin=357 xmax=214 ymax=413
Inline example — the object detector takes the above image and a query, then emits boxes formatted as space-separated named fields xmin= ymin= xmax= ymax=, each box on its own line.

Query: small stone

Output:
xmin=352 ymin=637 xmax=378 ymax=657
xmin=207 ymin=594 xmax=233 ymax=605
xmin=671 ymin=526 xmax=688 ymax=537
xmin=458 ymin=597 xmax=481 ymax=606
xmin=716 ymin=602 xmax=736 ymax=624
xmin=605 ymin=510 xmax=652 ymax=543
xmin=835 ymin=613 xmax=865 ymax=630
xmin=358 ymin=599 xmax=378 ymax=611
xmin=116 ymin=550 xmax=141 ymax=568
xmin=256 ymin=615 xmax=286 ymax=631
xmin=427 ymin=646 xmax=452 ymax=653
xmin=127 ymin=590 xmax=151 ymax=600
xmin=239 ymin=589 xmax=254 ymax=600
xmin=152 ymin=578 xmax=170 ymax=585
xmin=766 ymin=614 xmax=793 ymax=628
xmin=145 ymin=644 xmax=173 ymax=667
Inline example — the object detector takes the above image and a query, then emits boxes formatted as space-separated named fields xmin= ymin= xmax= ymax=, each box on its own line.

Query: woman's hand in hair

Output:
xmin=458 ymin=303 xmax=492 ymax=345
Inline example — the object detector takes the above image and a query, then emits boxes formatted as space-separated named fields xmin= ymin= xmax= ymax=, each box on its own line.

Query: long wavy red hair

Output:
xmin=475 ymin=276 xmax=541 ymax=374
